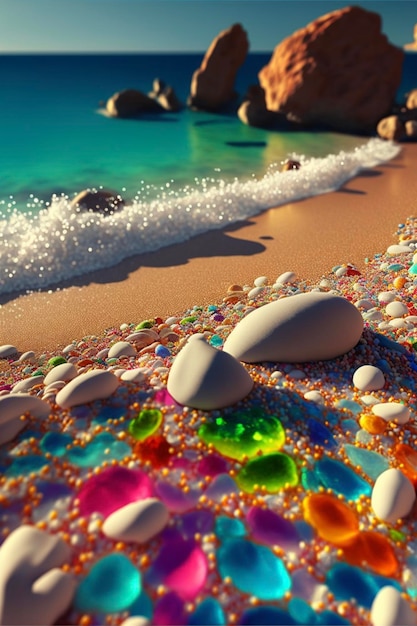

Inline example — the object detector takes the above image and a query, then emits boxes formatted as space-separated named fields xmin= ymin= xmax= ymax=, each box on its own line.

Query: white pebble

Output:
xmin=121 ymin=368 xmax=146 ymax=383
xmin=355 ymin=299 xmax=374 ymax=310
xmin=304 ymin=390 xmax=324 ymax=403
xmin=377 ymin=291 xmax=397 ymax=303
xmin=0 ymin=394 xmax=50 ymax=445
xmin=353 ymin=365 xmax=385 ymax=391
xmin=17 ymin=351 xmax=36 ymax=363
xmin=247 ymin=286 xmax=264 ymax=300
xmin=254 ymin=275 xmax=268 ymax=287
xmin=386 ymin=301 xmax=409 ymax=317
xmin=43 ymin=362 xmax=78 ymax=385
xmin=386 ymin=244 xmax=413 ymax=255
xmin=55 ymin=369 xmax=119 ymax=408
xmin=108 ymin=341 xmax=136 ymax=358
xmin=371 ymin=585 xmax=416 ymax=626
xmin=0 ymin=344 xmax=18 ymax=358
xmin=11 ymin=375 xmax=44 ymax=394
xmin=371 ymin=468 xmax=415 ymax=523
xmin=0 ymin=525 xmax=76 ymax=626
xmin=102 ymin=498 xmax=169 ymax=543
xmin=372 ymin=402 xmax=410 ymax=424
xmin=120 ymin=618 xmax=150 ymax=626
xmin=276 ymin=271 xmax=296 ymax=285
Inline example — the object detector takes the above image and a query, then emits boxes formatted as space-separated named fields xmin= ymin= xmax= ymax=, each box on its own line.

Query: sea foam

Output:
xmin=0 ymin=138 xmax=401 ymax=296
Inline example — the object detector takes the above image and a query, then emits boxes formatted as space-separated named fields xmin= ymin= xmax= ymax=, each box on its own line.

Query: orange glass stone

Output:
xmin=393 ymin=276 xmax=406 ymax=289
xmin=302 ymin=493 xmax=359 ymax=547
xmin=359 ymin=414 xmax=387 ymax=435
xmin=394 ymin=443 xmax=417 ymax=484
xmin=342 ymin=531 xmax=399 ymax=577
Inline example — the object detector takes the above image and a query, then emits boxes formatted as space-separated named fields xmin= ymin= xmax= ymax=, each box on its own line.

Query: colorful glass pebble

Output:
xmin=394 ymin=443 xmax=417 ymax=483
xmin=198 ymin=408 xmax=285 ymax=461
xmin=6 ymin=455 xmax=49 ymax=477
xmin=240 ymin=606 xmax=296 ymax=625
xmin=246 ymin=506 xmax=299 ymax=549
xmin=128 ymin=408 xmax=163 ymax=441
xmin=67 ymin=432 xmax=131 ymax=467
xmin=217 ymin=538 xmax=291 ymax=599
xmin=359 ymin=413 xmax=387 ymax=434
xmin=314 ymin=456 xmax=371 ymax=500
xmin=47 ymin=356 xmax=67 ymax=367
xmin=326 ymin=562 xmax=401 ymax=609
xmin=74 ymin=553 xmax=141 ymax=613
xmin=343 ymin=444 xmax=389 ymax=480
xmin=236 ymin=452 xmax=298 ymax=493
xmin=215 ymin=515 xmax=246 ymax=540
xmin=341 ymin=530 xmax=399 ymax=577
xmin=40 ymin=431 xmax=72 ymax=456
xmin=188 ymin=597 xmax=226 ymax=625
xmin=302 ymin=493 xmax=359 ymax=546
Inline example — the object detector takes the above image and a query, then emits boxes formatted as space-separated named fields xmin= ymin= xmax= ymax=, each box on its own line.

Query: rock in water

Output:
xmin=223 ymin=292 xmax=363 ymax=363
xmin=258 ymin=6 xmax=404 ymax=133
xmin=70 ymin=189 xmax=125 ymax=214
xmin=189 ymin=23 xmax=249 ymax=111
xmin=106 ymin=88 xmax=163 ymax=117
xmin=167 ymin=336 xmax=253 ymax=410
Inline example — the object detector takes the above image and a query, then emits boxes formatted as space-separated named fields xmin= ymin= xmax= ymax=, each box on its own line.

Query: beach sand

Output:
xmin=1 ymin=142 xmax=417 ymax=354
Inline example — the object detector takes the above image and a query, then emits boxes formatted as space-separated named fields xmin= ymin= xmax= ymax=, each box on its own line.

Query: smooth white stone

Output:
xmin=386 ymin=301 xmax=409 ymax=317
xmin=223 ymin=292 xmax=363 ymax=363
xmin=276 ymin=271 xmax=296 ymax=284
xmin=360 ymin=394 xmax=381 ymax=406
xmin=55 ymin=369 xmax=119 ymax=408
xmin=44 ymin=362 xmax=78 ymax=386
xmin=363 ymin=310 xmax=384 ymax=321
xmin=126 ymin=330 xmax=159 ymax=346
xmin=371 ymin=468 xmax=415 ymax=523
xmin=355 ymin=299 xmax=374 ymax=310
xmin=0 ymin=344 xmax=18 ymax=358
xmin=372 ymin=402 xmax=411 ymax=424
xmin=371 ymin=586 xmax=416 ymax=626
xmin=405 ymin=315 xmax=417 ymax=325
xmin=17 ymin=351 xmax=36 ymax=363
xmin=102 ymin=498 xmax=169 ymax=543
xmin=108 ymin=341 xmax=137 ymax=358
xmin=121 ymin=368 xmax=147 ymax=383
xmin=12 ymin=375 xmax=44 ymax=394
xmin=353 ymin=365 xmax=385 ymax=391
xmin=62 ymin=343 xmax=76 ymax=354
xmin=386 ymin=244 xmax=413 ymax=255
xmin=377 ymin=291 xmax=397 ymax=303
xmin=0 ymin=525 xmax=76 ymax=626
xmin=120 ymin=618 xmax=150 ymax=626
xmin=304 ymin=390 xmax=324 ymax=403
xmin=388 ymin=318 xmax=409 ymax=329
xmin=247 ymin=286 xmax=264 ymax=300
xmin=96 ymin=348 xmax=109 ymax=360
xmin=0 ymin=394 xmax=50 ymax=445
xmin=254 ymin=275 xmax=268 ymax=287
xmin=167 ymin=336 xmax=253 ymax=410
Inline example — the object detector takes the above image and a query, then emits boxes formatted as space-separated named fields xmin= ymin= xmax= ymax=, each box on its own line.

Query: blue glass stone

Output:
xmin=315 ymin=456 xmax=371 ymax=500
xmin=67 ymin=433 xmax=131 ymax=467
xmin=6 ymin=455 xmax=48 ymax=476
xmin=326 ymin=563 xmax=400 ymax=609
xmin=217 ymin=538 xmax=291 ymax=600
xmin=93 ymin=405 xmax=126 ymax=424
xmin=128 ymin=588 xmax=154 ymax=620
xmin=335 ymin=399 xmax=362 ymax=414
xmin=40 ymin=432 xmax=73 ymax=456
xmin=205 ymin=473 xmax=238 ymax=500
xmin=75 ymin=553 xmax=141 ymax=613
xmin=301 ymin=467 xmax=322 ymax=492
xmin=375 ymin=359 xmax=391 ymax=373
xmin=375 ymin=333 xmax=409 ymax=354
xmin=207 ymin=305 xmax=218 ymax=312
xmin=209 ymin=334 xmax=224 ymax=347
xmin=177 ymin=509 xmax=215 ymax=538
xmin=288 ymin=597 xmax=318 ymax=624
xmin=356 ymin=429 xmax=373 ymax=445
xmin=188 ymin=597 xmax=225 ymax=625
xmin=317 ymin=610 xmax=350 ymax=625
xmin=215 ymin=516 xmax=246 ymax=540
xmin=307 ymin=419 xmax=337 ymax=449
xmin=239 ymin=607 xmax=296 ymax=625
xmin=343 ymin=444 xmax=389 ymax=480
xmin=405 ymin=555 xmax=417 ymax=599
xmin=294 ymin=520 xmax=314 ymax=542
xmin=155 ymin=344 xmax=171 ymax=358
xmin=342 ymin=418 xmax=360 ymax=434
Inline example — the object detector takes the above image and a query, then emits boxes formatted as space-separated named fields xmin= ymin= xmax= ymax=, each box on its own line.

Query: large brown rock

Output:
xmin=237 ymin=85 xmax=289 ymax=129
xmin=258 ymin=6 xmax=404 ymax=134
xmin=106 ymin=89 xmax=163 ymax=118
xmin=189 ymin=23 xmax=249 ymax=111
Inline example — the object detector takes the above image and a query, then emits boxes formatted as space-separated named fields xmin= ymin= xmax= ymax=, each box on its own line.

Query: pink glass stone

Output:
xmin=153 ymin=591 xmax=186 ymax=626
xmin=155 ymin=481 xmax=199 ymax=513
xmin=197 ymin=454 xmax=230 ymax=477
xmin=148 ymin=539 xmax=208 ymax=600
xmin=75 ymin=466 xmax=154 ymax=518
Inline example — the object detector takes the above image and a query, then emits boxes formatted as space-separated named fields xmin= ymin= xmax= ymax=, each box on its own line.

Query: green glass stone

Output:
xmin=128 ymin=408 xmax=163 ymax=441
xmin=180 ymin=316 xmax=197 ymax=325
xmin=135 ymin=320 xmax=154 ymax=330
xmin=236 ymin=452 xmax=299 ymax=493
xmin=389 ymin=528 xmax=406 ymax=542
xmin=198 ymin=409 xmax=285 ymax=461
xmin=47 ymin=356 xmax=67 ymax=367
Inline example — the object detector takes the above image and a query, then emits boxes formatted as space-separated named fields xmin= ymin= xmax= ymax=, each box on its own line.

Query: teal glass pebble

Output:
xmin=314 ymin=456 xmax=371 ymax=500
xmin=318 ymin=610 xmax=350 ymax=625
xmin=75 ymin=553 xmax=141 ymax=613
xmin=6 ymin=455 xmax=48 ymax=476
xmin=288 ymin=597 xmax=318 ymax=624
xmin=409 ymin=263 xmax=417 ymax=275
xmin=217 ymin=538 xmax=291 ymax=600
xmin=209 ymin=334 xmax=223 ymax=347
xmin=387 ymin=263 xmax=405 ymax=271
xmin=128 ymin=588 xmax=154 ymax=620
xmin=343 ymin=444 xmax=389 ymax=480
xmin=335 ymin=399 xmax=362 ymax=414
xmin=67 ymin=433 xmax=131 ymax=467
xmin=188 ymin=597 xmax=225 ymax=625
xmin=215 ymin=515 xmax=246 ymax=540
xmin=40 ymin=432 xmax=72 ymax=457
xmin=301 ymin=467 xmax=323 ymax=492
xmin=239 ymin=607 xmax=296 ymax=625
xmin=326 ymin=563 xmax=400 ymax=609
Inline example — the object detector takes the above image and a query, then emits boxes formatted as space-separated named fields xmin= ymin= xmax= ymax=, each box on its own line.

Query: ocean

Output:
xmin=0 ymin=52 xmax=416 ymax=296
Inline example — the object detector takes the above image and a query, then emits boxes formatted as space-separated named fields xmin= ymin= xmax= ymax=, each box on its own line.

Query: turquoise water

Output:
xmin=0 ymin=52 xmax=415 ymax=294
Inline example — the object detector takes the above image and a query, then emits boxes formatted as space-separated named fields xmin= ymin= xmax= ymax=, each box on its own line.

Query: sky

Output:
xmin=0 ymin=0 xmax=415 ymax=53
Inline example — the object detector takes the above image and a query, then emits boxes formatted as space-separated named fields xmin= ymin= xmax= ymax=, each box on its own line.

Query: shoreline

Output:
xmin=2 ymin=142 xmax=417 ymax=354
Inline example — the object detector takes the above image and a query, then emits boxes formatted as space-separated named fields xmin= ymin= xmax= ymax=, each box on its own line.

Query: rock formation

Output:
xmin=404 ymin=24 xmax=417 ymax=50
xmin=70 ymin=189 xmax=125 ymax=214
xmin=258 ymin=6 xmax=404 ymax=134
xmin=189 ymin=23 xmax=249 ymax=111
xmin=377 ymin=89 xmax=417 ymax=141
xmin=237 ymin=85 xmax=289 ymax=129
xmin=149 ymin=78 xmax=182 ymax=112
xmin=106 ymin=88 xmax=163 ymax=118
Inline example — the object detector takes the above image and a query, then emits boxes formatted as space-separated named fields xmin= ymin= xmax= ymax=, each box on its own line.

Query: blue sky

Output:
xmin=0 ymin=0 xmax=415 ymax=53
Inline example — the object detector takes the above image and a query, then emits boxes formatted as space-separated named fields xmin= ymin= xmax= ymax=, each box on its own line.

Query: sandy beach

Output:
xmin=1 ymin=141 xmax=417 ymax=354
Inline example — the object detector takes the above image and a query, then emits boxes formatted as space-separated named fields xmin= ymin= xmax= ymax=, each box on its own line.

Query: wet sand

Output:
xmin=1 ymin=142 xmax=417 ymax=353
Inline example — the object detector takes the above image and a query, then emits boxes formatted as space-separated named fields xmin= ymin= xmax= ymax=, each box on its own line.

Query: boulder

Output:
xmin=189 ymin=23 xmax=249 ymax=111
xmin=106 ymin=88 xmax=163 ymax=118
xmin=237 ymin=85 xmax=288 ymax=129
xmin=149 ymin=79 xmax=182 ymax=112
xmin=282 ymin=159 xmax=301 ymax=172
xmin=377 ymin=115 xmax=406 ymax=141
xmin=70 ymin=189 xmax=125 ymax=214
xmin=406 ymin=89 xmax=417 ymax=110
xmin=258 ymin=6 xmax=404 ymax=134
xmin=405 ymin=119 xmax=417 ymax=139
xmin=404 ymin=24 xmax=417 ymax=51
